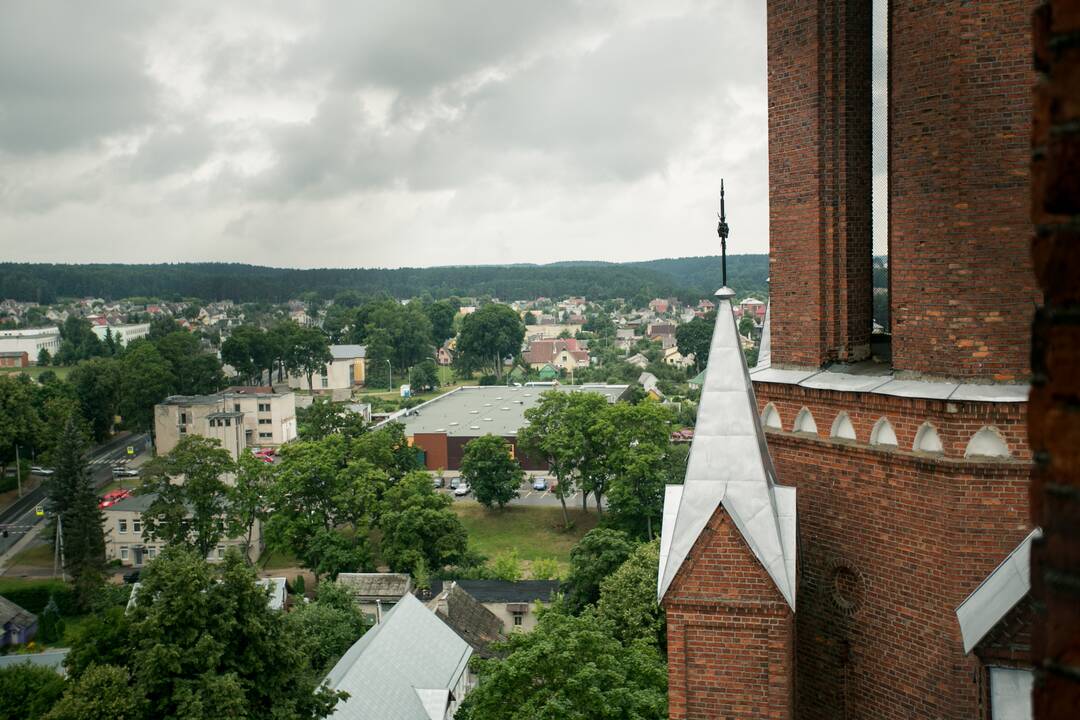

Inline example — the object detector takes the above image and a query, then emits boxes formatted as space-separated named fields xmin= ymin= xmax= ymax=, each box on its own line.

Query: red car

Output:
xmin=99 ymin=489 xmax=132 ymax=509
xmin=251 ymin=447 xmax=276 ymax=463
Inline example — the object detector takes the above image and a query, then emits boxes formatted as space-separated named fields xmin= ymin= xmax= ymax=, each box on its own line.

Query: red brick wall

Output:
xmin=756 ymin=382 xmax=1031 ymax=460
xmin=754 ymin=383 xmax=1031 ymax=720
xmin=890 ymin=0 xmax=1040 ymax=380
xmin=1030 ymin=2 xmax=1080 ymax=717
xmin=768 ymin=0 xmax=873 ymax=367
xmin=664 ymin=507 xmax=794 ymax=719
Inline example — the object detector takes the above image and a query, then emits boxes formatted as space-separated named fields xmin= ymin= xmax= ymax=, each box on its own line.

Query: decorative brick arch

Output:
xmin=913 ymin=422 xmax=944 ymax=454
xmin=794 ymin=407 xmax=818 ymax=435
xmin=965 ymin=426 xmax=1011 ymax=459
xmin=762 ymin=402 xmax=783 ymax=430
xmin=830 ymin=411 xmax=857 ymax=441
xmin=869 ymin=417 xmax=898 ymax=447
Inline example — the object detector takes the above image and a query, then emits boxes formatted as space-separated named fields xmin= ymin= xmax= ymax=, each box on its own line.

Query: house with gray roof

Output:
xmin=0 ymin=595 xmax=37 ymax=647
xmin=337 ymin=573 xmax=412 ymax=620
xmin=287 ymin=344 xmax=368 ymax=394
xmin=323 ymin=592 xmax=473 ymax=720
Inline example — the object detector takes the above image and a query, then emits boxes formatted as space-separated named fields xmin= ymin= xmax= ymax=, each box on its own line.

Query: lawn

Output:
xmin=452 ymin=503 xmax=598 ymax=576
xmin=258 ymin=548 xmax=299 ymax=571
xmin=0 ymin=365 xmax=71 ymax=381
xmin=12 ymin=542 xmax=56 ymax=569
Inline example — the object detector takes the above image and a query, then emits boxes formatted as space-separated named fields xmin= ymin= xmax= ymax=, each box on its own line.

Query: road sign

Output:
xmin=34 ymin=504 xmax=44 ymax=517
xmin=127 ymin=445 xmax=135 ymax=456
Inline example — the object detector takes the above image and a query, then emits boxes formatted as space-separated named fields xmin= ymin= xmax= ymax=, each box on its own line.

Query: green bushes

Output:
xmin=0 ymin=580 xmax=78 ymax=615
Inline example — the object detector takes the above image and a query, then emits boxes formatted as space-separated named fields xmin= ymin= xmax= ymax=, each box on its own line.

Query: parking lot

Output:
xmin=434 ymin=471 xmax=597 ymax=508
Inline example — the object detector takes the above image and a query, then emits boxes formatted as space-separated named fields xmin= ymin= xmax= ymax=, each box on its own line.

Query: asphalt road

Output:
xmin=0 ymin=433 xmax=150 ymax=558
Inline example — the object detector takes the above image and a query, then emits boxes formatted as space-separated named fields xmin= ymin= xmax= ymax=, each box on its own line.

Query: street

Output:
xmin=0 ymin=432 xmax=150 ymax=561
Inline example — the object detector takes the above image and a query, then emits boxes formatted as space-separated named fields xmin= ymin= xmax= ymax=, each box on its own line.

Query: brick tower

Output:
xmin=662 ymin=2 xmax=1041 ymax=718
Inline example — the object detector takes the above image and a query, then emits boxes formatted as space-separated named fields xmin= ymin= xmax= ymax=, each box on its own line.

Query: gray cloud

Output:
xmin=1 ymin=1 xmax=770 ymax=267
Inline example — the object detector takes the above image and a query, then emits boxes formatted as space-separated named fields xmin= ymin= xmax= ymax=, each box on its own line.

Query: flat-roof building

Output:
xmin=384 ymin=384 xmax=628 ymax=471
xmin=154 ymin=388 xmax=297 ymax=458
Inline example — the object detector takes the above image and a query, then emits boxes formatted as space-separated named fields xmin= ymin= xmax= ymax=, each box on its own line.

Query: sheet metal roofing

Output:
xmin=324 ymin=593 xmax=471 ymax=720
xmin=386 ymin=384 xmax=628 ymax=437
xmin=956 ymin=528 xmax=1041 ymax=654
xmin=330 ymin=344 xmax=367 ymax=360
xmin=657 ymin=290 xmax=797 ymax=609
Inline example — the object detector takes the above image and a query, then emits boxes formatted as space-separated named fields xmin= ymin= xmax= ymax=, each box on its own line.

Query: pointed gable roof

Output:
xmin=657 ymin=287 xmax=796 ymax=609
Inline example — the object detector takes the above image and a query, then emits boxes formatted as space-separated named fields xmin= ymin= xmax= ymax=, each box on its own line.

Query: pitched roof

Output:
xmin=0 ymin=595 xmax=36 ymax=629
xmin=454 ymin=580 xmax=559 ymax=604
xmin=657 ymin=287 xmax=797 ymax=609
xmin=337 ymin=573 xmax=413 ymax=599
xmin=956 ymin=528 xmax=1040 ymax=654
xmin=324 ymin=593 xmax=472 ymax=720
xmin=330 ymin=344 xmax=367 ymax=360
xmin=430 ymin=582 xmax=506 ymax=658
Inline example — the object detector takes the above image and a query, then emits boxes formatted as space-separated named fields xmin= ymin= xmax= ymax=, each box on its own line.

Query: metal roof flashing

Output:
xmin=956 ymin=528 xmax=1041 ymax=654
xmin=657 ymin=297 xmax=796 ymax=609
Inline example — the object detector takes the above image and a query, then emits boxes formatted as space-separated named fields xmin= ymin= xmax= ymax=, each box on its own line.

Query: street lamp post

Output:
xmin=386 ymin=359 xmax=393 ymax=393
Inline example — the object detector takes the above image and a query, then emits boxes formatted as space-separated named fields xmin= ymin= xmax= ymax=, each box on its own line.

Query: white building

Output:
xmin=0 ymin=327 xmax=61 ymax=362
xmin=286 ymin=344 xmax=367 ymax=393
xmin=91 ymin=322 xmax=151 ymax=346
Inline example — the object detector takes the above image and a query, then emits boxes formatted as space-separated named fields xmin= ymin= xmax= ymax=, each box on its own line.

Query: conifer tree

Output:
xmin=47 ymin=413 xmax=107 ymax=608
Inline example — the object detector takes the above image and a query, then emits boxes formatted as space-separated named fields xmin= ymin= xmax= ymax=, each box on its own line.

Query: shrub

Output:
xmin=530 ymin=557 xmax=561 ymax=581
xmin=491 ymin=550 xmax=522 ymax=582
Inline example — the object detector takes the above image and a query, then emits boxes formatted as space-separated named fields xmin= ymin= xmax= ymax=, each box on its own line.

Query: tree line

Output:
xmin=0 ymin=255 xmax=769 ymax=305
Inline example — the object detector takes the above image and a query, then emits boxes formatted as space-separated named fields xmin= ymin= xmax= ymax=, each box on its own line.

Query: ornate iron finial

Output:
xmin=717 ymin=179 xmax=729 ymax=288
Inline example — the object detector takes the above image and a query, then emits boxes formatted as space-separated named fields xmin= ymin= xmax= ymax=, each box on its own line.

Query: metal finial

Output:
xmin=717 ymin=179 xmax=730 ymax=289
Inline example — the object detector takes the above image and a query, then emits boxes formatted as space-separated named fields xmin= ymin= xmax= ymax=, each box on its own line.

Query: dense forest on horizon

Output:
xmin=0 ymin=255 xmax=771 ymax=305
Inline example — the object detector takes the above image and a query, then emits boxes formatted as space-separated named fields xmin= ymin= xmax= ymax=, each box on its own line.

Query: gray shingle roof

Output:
xmin=0 ymin=595 xmax=36 ymax=630
xmin=337 ymin=573 xmax=412 ymax=599
xmin=324 ymin=593 xmax=472 ymax=720
xmin=454 ymin=580 xmax=559 ymax=604
xmin=330 ymin=344 xmax=367 ymax=360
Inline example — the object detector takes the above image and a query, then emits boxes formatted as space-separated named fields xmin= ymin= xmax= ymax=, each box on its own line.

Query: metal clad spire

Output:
xmin=717 ymin=179 xmax=729 ymax=288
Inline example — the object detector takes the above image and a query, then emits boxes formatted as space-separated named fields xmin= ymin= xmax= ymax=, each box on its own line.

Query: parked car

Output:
xmin=449 ymin=476 xmax=461 ymax=490
xmin=252 ymin=447 xmax=276 ymax=458
xmin=453 ymin=483 xmax=470 ymax=497
xmin=432 ymin=476 xmax=445 ymax=489
xmin=30 ymin=466 xmax=54 ymax=476
xmin=123 ymin=569 xmax=141 ymax=584
xmin=531 ymin=477 xmax=548 ymax=491
xmin=112 ymin=465 xmax=140 ymax=478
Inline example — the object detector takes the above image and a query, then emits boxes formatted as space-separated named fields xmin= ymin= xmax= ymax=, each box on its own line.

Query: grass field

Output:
xmin=0 ymin=365 xmax=71 ymax=381
xmin=12 ymin=542 xmax=56 ymax=568
xmin=452 ymin=503 xmax=598 ymax=576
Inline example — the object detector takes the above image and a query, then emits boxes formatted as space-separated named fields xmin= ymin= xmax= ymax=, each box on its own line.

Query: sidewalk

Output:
xmin=0 ymin=475 xmax=42 ymax=517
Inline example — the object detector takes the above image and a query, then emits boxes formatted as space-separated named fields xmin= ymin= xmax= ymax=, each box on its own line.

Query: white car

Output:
xmin=30 ymin=466 xmax=54 ymax=476
xmin=453 ymin=484 xmax=470 ymax=497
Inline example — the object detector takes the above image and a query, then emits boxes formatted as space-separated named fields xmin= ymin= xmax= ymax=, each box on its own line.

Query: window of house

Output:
xmin=322 ymin=377 xmax=329 ymax=388
xmin=132 ymin=518 xmax=141 ymax=534
xmin=259 ymin=432 xmax=272 ymax=439
xmin=225 ymin=418 xmax=231 ymax=427
xmin=180 ymin=412 xmax=187 ymax=424
xmin=217 ymin=547 xmax=225 ymax=559
xmin=512 ymin=613 xmax=524 ymax=627
xmin=258 ymin=418 xmax=271 ymax=425
xmin=147 ymin=546 xmax=156 ymax=559
xmin=120 ymin=546 xmax=129 ymax=561
xmin=234 ymin=403 xmax=241 ymax=412
xmin=259 ymin=402 xmax=270 ymax=412
xmin=989 ymin=667 xmax=1033 ymax=720
xmin=118 ymin=519 xmax=128 ymax=533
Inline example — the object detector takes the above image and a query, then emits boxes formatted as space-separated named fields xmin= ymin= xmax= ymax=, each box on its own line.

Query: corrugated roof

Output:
xmin=337 ymin=573 xmax=412 ymax=599
xmin=330 ymin=344 xmax=367 ymax=360
xmin=324 ymin=593 xmax=472 ymax=720
xmin=657 ymin=289 xmax=796 ymax=609
xmin=956 ymin=528 xmax=1040 ymax=654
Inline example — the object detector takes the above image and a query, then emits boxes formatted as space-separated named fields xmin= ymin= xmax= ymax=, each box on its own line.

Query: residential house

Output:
xmin=697 ymin=299 xmax=716 ymax=312
xmin=638 ymin=372 xmax=665 ymax=401
xmin=256 ymin=577 xmax=288 ymax=611
xmin=102 ymin=493 xmax=264 ymax=567
xmin=324 ymin=593 xmax=474 ymax=720
xmin=522 ymin=338 xmax=589 ymax=372
xmin=286 ymin=344 xmax=367 ymax=393
xmin=337 ymin=573 xmax=413 ymax=620
xmin=648 ymin=298 xmax=671 ymax=314
xmin=537 ymin=364 xmax=559 ymax=381
xmin=737 ymin=297 xmax=767 ymax=320
xmin=0 ymin=596 xmax=37 ymax=647
xmin=436 ymin=342 xmax=454 ymax=366
xmin=626 ymin=353 xmax=650 ymax=370
xmin=427 ymin=581 xmax=506 ymax=658
xmin=154 ymin=388 xmax=298 ymax=458
xmin=663 ymin=346 xmax=695 ymax=369
xmin=453 ymin=580 xmax=559 ymax=633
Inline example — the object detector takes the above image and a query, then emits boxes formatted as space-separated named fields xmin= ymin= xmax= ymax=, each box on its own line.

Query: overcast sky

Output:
xmin=0 ymin=0 xmax=769 ymax=269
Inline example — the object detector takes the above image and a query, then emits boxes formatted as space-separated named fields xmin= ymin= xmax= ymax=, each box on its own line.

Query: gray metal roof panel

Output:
xmin=748 ymin=367 xmax=821 ymax=384
xmin=956 ymin=528 xmax=1040 ymax=654
xmin=324 ymin=593 xmax=471 ymax=720
xmin=800 ymin=372 xmax=894 ymax=393
xmin=330 ymin=344 xmax=367 ymax=360
xmin=949 ymin=384 xmax=1029 ymax=403
xmin=871 ymin=380 xmax=958 ymax=400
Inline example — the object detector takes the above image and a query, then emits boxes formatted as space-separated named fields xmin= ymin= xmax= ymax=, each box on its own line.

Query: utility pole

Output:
xmin=14 ymin=445 xmax=21 ymax=498
xmin=53 ymin=513 xmax=67 ymax=581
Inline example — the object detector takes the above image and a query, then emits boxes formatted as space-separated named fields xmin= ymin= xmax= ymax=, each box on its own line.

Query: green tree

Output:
xmin=147 ymin=315 xmax=182 ymax=341
xmin=0 ymin=663 xmax=66 ymax=720
xmin=140 ymin=436 xmax=236 ymax=559
xmin=154 ymin=331 xmax=224 ymax=395
xmin=408 ymin=359 xmax=439 ymax=393
xmin=738 ymin=314 xmax=756 ymax=338
xmin=353 ymin=299 xmax=433 ymax=372
xmin=45 ymin=414 xmax=107 ymax=607
xmin=38 ymin=595 xmax=65 ymax=643
xmin=596 ymin=402 xmax=675 ymax=539
xmin=0 ymin=374 xmax=43 ymax=476
xmin=563 ymin=528 xmax=636 ymax=613
xmin=596 ymin=540 xmax=665 ymax=648
xmin=518 ymin=391 xmax=576 ymax=528
xmin=379 ymin=471 xmax=468 ymax=573
xmin=221 ymin=324 xmax=273 ymax=384
xmin=676 ymin=313 xmax=714 ymax=370
xmin=459 ymin=609 xmax=667 ymax=720
xmin=117 ymin=342 xmax=174 ymax=431
xmin=230 ymin=453 xmax=275 ymax=562
xmin=459 ymin=435 xmax=523 ymax=510
xmin=284 ymin=581 xmax=369 ymax=675
xmin=56 ymin=317 xmax=102 ymax=365
xmin=297 ymin=399 xmax=368 ymax=441
xmin=562 ymin=392 xmax=613 ymax=514
xmin=424 ymin=300 xmax=457 ymax=346
xmin=68 ymin=357 xmax=120 ymax=441
xmin=44 ymin=665 xmax=144 ymax=720
xmin=37 ymin=347 xmax=52 ymax=366
xmin=266 ymin=436 xmax=381 ymax=580
xmin=289 ymin=326 xmax=333 ymax=391
xmin=455 ymin=303 xmax=524 ymax=379
xmin=98 ymin=547 xmax=343 ymax=718
xmin=530 ymin=557 xmax=560 ymax=581
xmin=491 ymin=550 xmax=523 ymax=581
xmin=321 ymin=303 xmax=353 ymax=344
